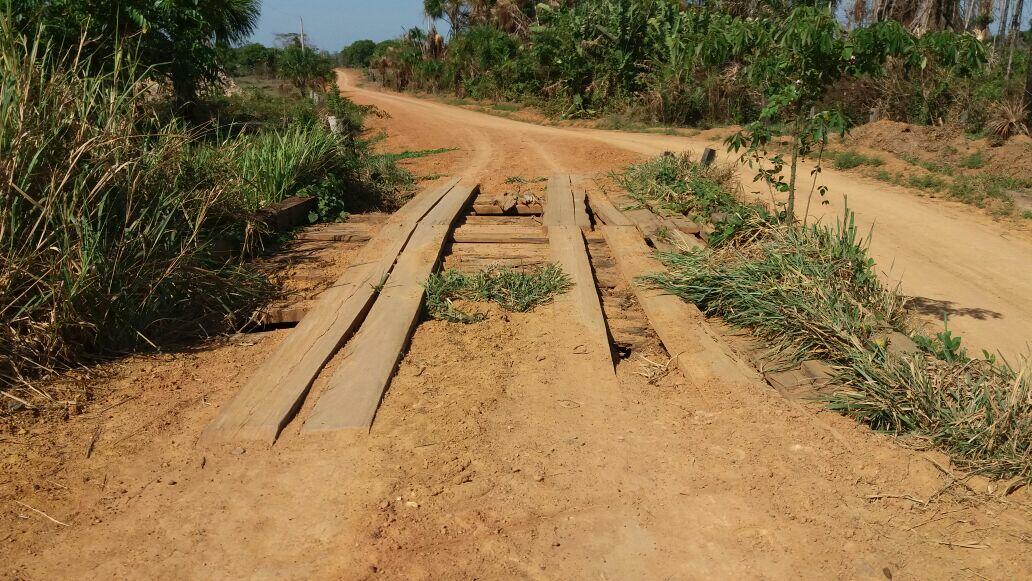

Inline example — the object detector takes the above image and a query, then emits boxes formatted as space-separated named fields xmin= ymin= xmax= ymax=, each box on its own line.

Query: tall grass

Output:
xmin=633 ymin=155 xmax=1031 ymax=481
xmin=0 ymin=29 xmax=267 ymax=398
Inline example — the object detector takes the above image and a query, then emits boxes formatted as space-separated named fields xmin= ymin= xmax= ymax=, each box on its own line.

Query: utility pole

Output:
xmin=300 ymin=17 xmax=305 ymax=51
xmin=1005 ymin=0 xmax=1025 ymax=77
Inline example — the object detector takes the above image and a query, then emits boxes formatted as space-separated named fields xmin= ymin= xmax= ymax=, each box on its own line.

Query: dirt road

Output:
xmin=3 ymin=72 xmax=1031 ymax=579
xmin=343 ymin=71 xmax=1032 ymax=361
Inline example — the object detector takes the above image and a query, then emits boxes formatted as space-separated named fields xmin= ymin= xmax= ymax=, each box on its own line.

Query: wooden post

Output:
xmin=699 ymin=148 xmax=716 ymax=167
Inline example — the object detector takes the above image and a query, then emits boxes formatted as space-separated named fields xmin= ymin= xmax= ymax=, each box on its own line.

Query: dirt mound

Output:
xmin=847 ymin=120 xmax=1032 ymax=180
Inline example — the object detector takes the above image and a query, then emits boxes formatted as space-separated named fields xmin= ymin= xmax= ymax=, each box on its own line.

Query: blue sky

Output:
xmin=250 ymin=0 xmax=430 ymax=52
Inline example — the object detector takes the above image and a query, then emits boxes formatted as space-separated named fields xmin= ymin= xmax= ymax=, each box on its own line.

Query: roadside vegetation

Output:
xmin=627 ymin=154 xmax=1030 ymax=482
xmin=339 ymin=1 xmax=1032 ymax=219
xmin=0 ymin=7 xmax=413 ymax=405
xmin=345 ymin=1 xmax=1029 ymax=133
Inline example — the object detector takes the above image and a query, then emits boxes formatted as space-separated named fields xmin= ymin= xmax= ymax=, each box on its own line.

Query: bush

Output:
xmin=0 ymin=28 xmax=267 ymax=390
xmin=341 ymin=39 xmax=376 ymax=67
xmin=0 ymin=24 xmax=413 ymax=397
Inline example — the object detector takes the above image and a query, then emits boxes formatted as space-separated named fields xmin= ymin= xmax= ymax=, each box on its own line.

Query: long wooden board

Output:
xmin=544 ymin=174 xmax=575 ymax=228
xmin=600 ymin=224 xmax=756 ymax=386
xmin=203 ymin=177 xmax=462 ymax=443
xmin=548 ymin=175 xmax=615 ymax=369
xmin=570 ymin=176 xmax=592 ymax=232
xmin=301 ymin=182 xmax=479 ymax=434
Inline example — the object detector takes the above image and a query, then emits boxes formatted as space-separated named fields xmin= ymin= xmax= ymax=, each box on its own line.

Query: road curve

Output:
xmin=339 ymin=70 xmax=1032 ymax=361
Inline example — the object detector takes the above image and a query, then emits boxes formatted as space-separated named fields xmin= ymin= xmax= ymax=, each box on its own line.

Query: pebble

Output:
xmin=231 ymin=447 xmax=246 ymax=455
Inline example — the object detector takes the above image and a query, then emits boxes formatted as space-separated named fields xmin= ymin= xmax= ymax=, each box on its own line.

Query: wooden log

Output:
xmin=599 ymin=225 xmax=757 ymax=386
xmin=700 ymin=147 xmax=717 ymax=167
xmin=442 ymin=256 xmax=549 ymax=272
xmin=472 ymin=203 xmax=504 ymax=215
xmin=667 ymin=216 xmax=701 ymax=235
xmin=202 ymin=177 xmax=462 ymax=444
xmin=586 ymin=191 xmax=633 ymax=227
xmin=255 ymin=196 xmax=316 ymax=232
xmin=461 ymin=215 xmax=539 ymax=225
xmin=301 ymin=182 xmax=479 ymax=434
xmin=251 ymin=305 xmax=308 ymax=326
xmin=447 ymin=242 xmax=548 ymax=259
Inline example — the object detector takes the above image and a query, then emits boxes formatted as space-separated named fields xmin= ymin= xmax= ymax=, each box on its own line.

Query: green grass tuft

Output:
xmin=831 ymin=150 xmax=884 ymax=170
xmin=424 ymin=265 xmax=571 ymax=323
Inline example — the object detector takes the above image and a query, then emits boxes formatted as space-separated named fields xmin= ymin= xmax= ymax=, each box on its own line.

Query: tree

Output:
xmin=279 ymin=44 xmax=332 ymax=94
xmin=1026 ymin=17 xmax=1032 ymax=123
xmin=341 ymin=39 xmax=376 ymax=67
xmin=726 ymin=8 xmax=914 ymax=222
xmin=4 ymin=0 xmax=260 ymax=104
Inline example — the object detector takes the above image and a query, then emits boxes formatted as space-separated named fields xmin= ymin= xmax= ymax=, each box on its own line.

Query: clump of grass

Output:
xmin=831 ymin=150 xmax=884 ymax=170
xmin=959 ymin=151 xmax=985 ymax=169
xmin=424 ymin=265 xmax=571 ymax=323
xmin=946 ymin=174 xmax=1025 ymax=210
xmin=647 ymin=212 xmax=908 ymax=365
xmin=907 ymin=173 xmax=946 ymax=191
xmin=637 ymin=154 xmax=1031 ymax=481
xmin=615 ymin=152 xmax=770 ymax=244
xmin=382 ymin=147 xmax=458 ymax=162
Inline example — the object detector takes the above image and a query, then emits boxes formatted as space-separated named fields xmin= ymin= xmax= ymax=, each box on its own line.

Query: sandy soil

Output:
xmin=2 ymin=70 xmax=1031 ymax=579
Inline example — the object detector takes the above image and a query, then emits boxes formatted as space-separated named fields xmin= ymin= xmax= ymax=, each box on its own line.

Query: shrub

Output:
xmin=636 ymin=155 xmax=1031 ymax=481
xmin=0 ymin=28 xmax=267 ymax=392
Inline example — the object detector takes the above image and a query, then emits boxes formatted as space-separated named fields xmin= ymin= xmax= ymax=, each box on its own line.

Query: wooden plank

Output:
xmin=251 ymin=305 xmax=308 ymax=326
xmin=442 ymin=256 xmax=549 ymax=271
xmin=448 ymin=242 xmax=548 ymax=259
xmin=472 ymin=203 xmax=504 ymax=215
xmin=547 ymin=174 xmax=614 ymax=369
xmin=461 ymin=215 xmax=539 ymax=225
xmin=549 ymin=227 xmax=615 ymax=369
xmin=543 ymin=174 xmax=575 ymax=227
xmin=202 ymin=177 xmax=462 ymax=444
xmin=451 ymin=225 xmax=548 ymax=244
xmin=586 ymin=191 xmax=633 ymax=227
xmin=570 ymin=176 xmax=592 ymax=232
xmin=255 ymin=196 xmax=316 ymax=232
xmin=301 ymin=182 xmax=479 ymax=434
xmin=599 ymin=225 xmax=756 ymax=386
